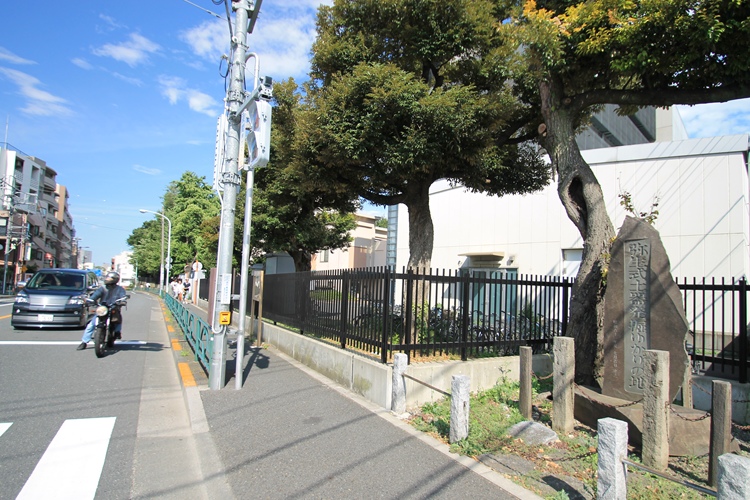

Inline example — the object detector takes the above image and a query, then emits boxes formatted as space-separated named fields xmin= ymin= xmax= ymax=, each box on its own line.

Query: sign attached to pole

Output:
xmin=220 ymin=273 xmax=232 ymax=305
xmin=219 ymin=311 xmax=231 ymax=325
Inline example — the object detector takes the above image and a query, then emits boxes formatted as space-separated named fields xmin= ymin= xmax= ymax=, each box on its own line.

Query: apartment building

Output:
xmin=0 ymin=143 xmax=75 ymax=286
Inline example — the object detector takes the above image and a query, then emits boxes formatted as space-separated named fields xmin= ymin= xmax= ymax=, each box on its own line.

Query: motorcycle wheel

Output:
xmin=94 ymin=325 xmax=107 ymax=358
xmin=106 ymin=327 xmax=115 ymax=348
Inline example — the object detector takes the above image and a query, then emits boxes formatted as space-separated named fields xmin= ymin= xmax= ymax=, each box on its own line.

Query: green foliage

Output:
xmin=306 ymin=0 xmax=551 ymax=268
xmin=618 ymin=191 xmax=659 ymax=225
xmin=128 ymin=171 xmax=219 ymax=280
xmin=250 ymin=78 xmax=359 ymax=272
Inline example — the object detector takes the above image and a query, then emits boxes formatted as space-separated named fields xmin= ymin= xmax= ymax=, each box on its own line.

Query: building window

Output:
xmin=320 ymin=249 xmax=329 ymax=263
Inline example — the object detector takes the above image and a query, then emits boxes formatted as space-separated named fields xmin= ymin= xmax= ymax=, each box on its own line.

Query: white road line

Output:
xmin=0 ymin=422 xmax=11 ymax=437
xmin=17 ymin=417 xmax=116 ymax=500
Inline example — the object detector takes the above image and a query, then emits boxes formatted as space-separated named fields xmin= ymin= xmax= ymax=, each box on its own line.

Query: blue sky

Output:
xmin=0 ymin=0 xmax=748 ymax=268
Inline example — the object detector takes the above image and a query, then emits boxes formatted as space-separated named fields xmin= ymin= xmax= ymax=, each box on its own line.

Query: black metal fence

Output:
xmin=263 ymin=267 xmax=570 ymax=363
xmin=260 ymin=268 xmax=749 ymax=380
xmin=678 ymin=277 xmax=748 ymax=383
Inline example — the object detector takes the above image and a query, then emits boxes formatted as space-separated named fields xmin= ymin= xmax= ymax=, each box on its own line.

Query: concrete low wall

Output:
xmin=691 ymin=374 xmax=750 ymax=424
xmin=261 ymin=321 xmax=554 ymax=411
xmin=262 ymin=322 xmax=393 ymax=408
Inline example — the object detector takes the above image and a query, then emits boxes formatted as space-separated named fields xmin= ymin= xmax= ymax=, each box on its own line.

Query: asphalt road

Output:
xmin=0 ymin=292 xmax=222 ymax=499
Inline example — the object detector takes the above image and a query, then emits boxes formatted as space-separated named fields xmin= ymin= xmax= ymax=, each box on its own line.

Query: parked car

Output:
xmin=11 ymin=269 xmax=100 ymax=329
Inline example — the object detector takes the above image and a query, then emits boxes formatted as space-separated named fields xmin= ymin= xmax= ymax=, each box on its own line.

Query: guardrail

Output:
xmin=164 ymin=293 xmax=212 ymax=375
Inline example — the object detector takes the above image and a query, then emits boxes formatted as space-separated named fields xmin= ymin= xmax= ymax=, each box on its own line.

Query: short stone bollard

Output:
xmin=553 ymin=336 xmax=575 ymax=434
xmin=391 ymin=353 xmax=407 ymax=414
xmin=717 ymin=453 xmax=750 ymax=499
xmin=642 ymin=349 xmax=669 ymax=471
xmin=449 ymin=375 xmax=470 ymax=443
xmin=597 ymin=418 xmax=628 ymax=500
xmin=519 ymin=346 xmax=532 ymax=420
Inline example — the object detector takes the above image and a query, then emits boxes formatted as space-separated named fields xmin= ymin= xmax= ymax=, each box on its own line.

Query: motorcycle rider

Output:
xmin=77 ymin=271 xmax=127 ymax=350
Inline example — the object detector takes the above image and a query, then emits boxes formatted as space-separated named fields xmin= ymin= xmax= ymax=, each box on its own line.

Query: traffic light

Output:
xmin=245 ymin=99 xmax=272 ymax=168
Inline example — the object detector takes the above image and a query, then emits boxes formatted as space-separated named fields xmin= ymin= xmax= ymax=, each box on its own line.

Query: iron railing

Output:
xmin=678 ymin=277 xmax=748 ymax=383
xmin=262 ymin=267 xmax=570 ymax=363
xmin=165 ymin=293 xmax=212 ymax=373
xmin=208 ymin=269 xmax=748 ymax=380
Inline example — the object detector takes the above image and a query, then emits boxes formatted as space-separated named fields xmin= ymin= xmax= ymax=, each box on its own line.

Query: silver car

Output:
xmin=11 ymin=269 xmax=100 ymax=329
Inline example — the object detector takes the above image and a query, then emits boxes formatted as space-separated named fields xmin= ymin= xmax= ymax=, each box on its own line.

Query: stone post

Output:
xmin=718 ymin=453 xmax=750 ymax=499
xmin=553 ymin=336 xmax=575 ymax=434
xmin=391 ymin=353 xmax=407 ymax=414
xmin=520 ymin=346 xmax=532 ymax=420
xmin=681 ymin=367 xmax=693 ymax=409
xmin=709 ymin=380 xmax=732 ymax=487
xmin=642 ymin=350 xmax=669 ymax=471
xmin=597 ymin=418 xmax=628 ymax=500
xmin=450 ymin=375 xmax=470 ymax=443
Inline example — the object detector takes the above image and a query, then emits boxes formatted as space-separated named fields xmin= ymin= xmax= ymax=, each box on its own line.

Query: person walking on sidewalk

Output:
xmin=77 ymin=272 xmax=127 ymax=350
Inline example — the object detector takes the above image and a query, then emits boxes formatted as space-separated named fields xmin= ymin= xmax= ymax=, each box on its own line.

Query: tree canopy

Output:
xmin=504 ymin=0 xmax=750 ymax=384
xmin=128 ymin=171 xmax=219 ymax=280
xmin=306 ymin=0 xmax=550 ymax=269
xmin=249 ymin=78 xmax=359 ymax=272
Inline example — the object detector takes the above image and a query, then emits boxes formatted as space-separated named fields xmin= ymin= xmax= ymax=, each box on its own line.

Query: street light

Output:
xmin=139 ymin=209 xmax=172 ymax=295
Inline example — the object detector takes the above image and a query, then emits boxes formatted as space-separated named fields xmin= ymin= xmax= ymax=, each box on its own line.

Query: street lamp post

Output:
xmin=139 ymin=209 xmax=172 ymax=295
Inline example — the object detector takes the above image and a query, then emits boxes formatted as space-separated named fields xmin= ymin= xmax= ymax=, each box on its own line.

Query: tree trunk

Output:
xmin=540 ymin=79 xmax=616 ymax=386
xmin=289 ymin=249 xmax=312 ymax=273
xmin=406 ymin=182 xmax=434 ymax=271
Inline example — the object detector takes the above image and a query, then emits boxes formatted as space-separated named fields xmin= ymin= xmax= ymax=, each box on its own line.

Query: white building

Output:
xmin=393 ymin=133 xmax=750 ymax=282
xmin=112 ymin=250 xmax=136 ymax=286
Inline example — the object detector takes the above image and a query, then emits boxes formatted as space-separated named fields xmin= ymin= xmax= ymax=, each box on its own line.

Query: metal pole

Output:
xmin=235 ymin=167 xmax=254 ymax=389
xmin=210 ymin=0 xmax=251 ymax=390
xmin=165 ymin=216 xmax=172 ymax=287
xmin=159 ymin=215 xmax=165 ymax=294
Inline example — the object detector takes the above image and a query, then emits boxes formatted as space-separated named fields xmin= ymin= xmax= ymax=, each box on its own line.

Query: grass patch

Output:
xmin=408 ymin=377 xmax=729 ymax=499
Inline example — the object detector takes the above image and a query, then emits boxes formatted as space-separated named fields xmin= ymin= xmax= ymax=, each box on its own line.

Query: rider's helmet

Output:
xmin=104 ymin=271 xmax=120 ymax=287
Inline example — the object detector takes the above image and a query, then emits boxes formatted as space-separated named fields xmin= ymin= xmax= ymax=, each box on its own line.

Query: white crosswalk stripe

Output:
xmin=13 ymin=417 xmax=116 ymax=500
xmin=0 ymin=422 xmax=11 ymax=437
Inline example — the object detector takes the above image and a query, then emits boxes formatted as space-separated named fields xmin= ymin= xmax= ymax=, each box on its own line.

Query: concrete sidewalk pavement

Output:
xmin=166 ymin=299 xmax=542 ymax=499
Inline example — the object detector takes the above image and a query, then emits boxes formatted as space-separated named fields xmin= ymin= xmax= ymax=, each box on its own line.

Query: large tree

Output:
xmin=307 ymin=0 xmax=550 ymax=270
xmin=506 ymin=0 xmax=750 ymax=384
xmin=249 ymin=78 xmax=359 ymax=272
xmin=129 ymin=171 xmax=220 ymax=278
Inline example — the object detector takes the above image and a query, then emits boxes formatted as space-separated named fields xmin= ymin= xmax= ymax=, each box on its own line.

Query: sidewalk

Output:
xmin=167 ymin=300 xmax=542 ymax=499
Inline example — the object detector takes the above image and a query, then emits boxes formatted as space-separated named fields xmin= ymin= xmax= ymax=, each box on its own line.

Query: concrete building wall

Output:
xmin=394 ymin=134 xmax=750 ymax=283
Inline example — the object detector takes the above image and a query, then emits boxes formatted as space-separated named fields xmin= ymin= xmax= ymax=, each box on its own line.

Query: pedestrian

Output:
xmin=175 ymin=278 xmax=185 ymax=302
xmin=183 ymin=280 xmax=191 ymax=303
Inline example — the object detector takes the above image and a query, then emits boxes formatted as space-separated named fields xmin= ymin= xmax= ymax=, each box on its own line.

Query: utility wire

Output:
xmin=181 ymin=0 xmax=222 ymax=19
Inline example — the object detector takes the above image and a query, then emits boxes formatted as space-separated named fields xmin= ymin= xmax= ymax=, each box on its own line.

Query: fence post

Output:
xmin=391 ymin=353 xmax=407 ymax=414
xmin=404 ymin=269 xmax=414 ymax=360
xmin=709 ymin=380 xmax=732 ymax=487
xmin=597 ymin=418 xmax=628 ymax=500
xmin=460 ymin=272 xmax=470 ymax=361
xmin=718 ymin=453 xmax=750 ymax=499
xmin=561 ymin=277 xmax=570 ymax=337
xmin=450 ymin=374 xmax=470 ymax=443
xmin=553 ymin=336 xmax=575 ymax=434
xmin=340 ymin=271 xmax=349 ymax=350
xmin=642 ymin=349 xmax=669 ymax=472
xmin=519 ymin=346 xmax=532 ymax=420
xmin=739 ymin=277 xmax=747 ymax=384
xmin=381 ymin=267 xmax=392 ymax=364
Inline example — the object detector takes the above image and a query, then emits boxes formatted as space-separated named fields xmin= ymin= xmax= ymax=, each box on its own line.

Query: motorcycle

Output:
xmin=92 ymin=295 xmax=129 ymax=358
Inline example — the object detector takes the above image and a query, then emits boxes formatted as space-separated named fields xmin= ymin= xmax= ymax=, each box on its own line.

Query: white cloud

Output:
xmin=157 ymin=75 xmax=220 ymax=116
xmin=0 ymin=68 xmax=73 ymax=116
xmin=93 ymin=33 xmax=161 ymax=67
xmin=677 ymin=99 xmax=750 ymax=138
xmin=0 ymin=47 xmax=35 ymax=65
xmin=111 ymin=72 xmax=143 ymax=86
xmin=133 ymin=164 xmax=161 ymax=176
xmin=180 ymin=3 xmax=322 ymax=82
xmin=71 ymin=58 xmax=93 ymax=70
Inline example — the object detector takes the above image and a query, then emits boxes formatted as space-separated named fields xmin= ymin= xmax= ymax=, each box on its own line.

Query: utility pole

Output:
xmin=209 ymin=0 xmax=264 ymax=390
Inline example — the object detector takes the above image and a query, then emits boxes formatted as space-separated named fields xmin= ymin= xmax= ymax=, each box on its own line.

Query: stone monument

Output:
xmin=601 ymin=216 xmax=690 ymax=402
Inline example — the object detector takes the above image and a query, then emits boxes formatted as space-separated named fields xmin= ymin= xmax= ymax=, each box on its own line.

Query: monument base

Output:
xmin=574 ymin=385 xmax=738 ymax=457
